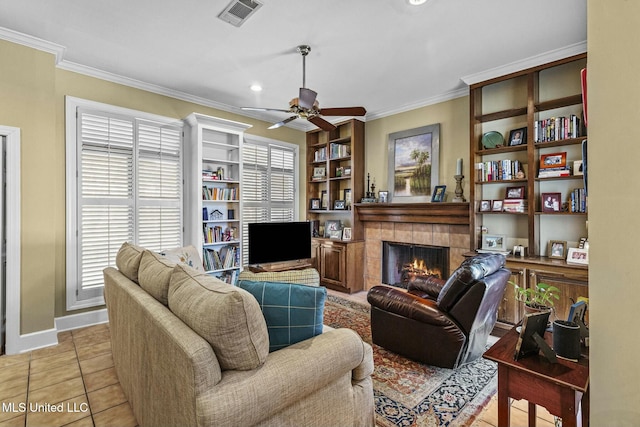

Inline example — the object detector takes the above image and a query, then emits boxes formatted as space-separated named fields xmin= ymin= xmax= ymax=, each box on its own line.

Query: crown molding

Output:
xmin=365 ymin=87 xmax=469 ymax=121
xmin=0 ymin=26 xmax=66 ymax=63
xmin=460 ymin=41 xmax=587 ymax=86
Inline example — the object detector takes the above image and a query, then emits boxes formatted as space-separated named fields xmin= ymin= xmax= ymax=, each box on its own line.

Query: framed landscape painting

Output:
xmin=387 ymin=123 xmax=440 ymax=203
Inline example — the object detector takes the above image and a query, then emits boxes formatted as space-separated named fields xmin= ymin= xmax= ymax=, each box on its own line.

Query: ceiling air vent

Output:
xmin=218 ymin=0 xmax=263 ymax=27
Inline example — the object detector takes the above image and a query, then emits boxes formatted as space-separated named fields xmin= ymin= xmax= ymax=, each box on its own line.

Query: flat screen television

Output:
xmin=248 ymin=221 xmax=312 ymax=265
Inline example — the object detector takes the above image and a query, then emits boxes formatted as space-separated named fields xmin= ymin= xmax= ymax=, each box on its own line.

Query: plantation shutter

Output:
xmin=242 ymin=140 xmax=296 ymax=265
xmin=75 ymin=109 xmax=183 ymax=302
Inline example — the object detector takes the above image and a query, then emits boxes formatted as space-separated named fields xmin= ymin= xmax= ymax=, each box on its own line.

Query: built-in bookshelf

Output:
xmin=467 ymin=53 xmax=589 ymax=328
xmin=184 ymin=113 xmax=252 ymax=284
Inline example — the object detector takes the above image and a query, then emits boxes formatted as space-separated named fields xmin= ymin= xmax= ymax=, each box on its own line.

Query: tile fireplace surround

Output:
xmin=355 ymin=202 xmax=470 ymax=290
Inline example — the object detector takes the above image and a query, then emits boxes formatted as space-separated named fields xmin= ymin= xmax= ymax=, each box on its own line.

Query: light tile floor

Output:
xmin=0 ymin=290 xmax=556 ymax=427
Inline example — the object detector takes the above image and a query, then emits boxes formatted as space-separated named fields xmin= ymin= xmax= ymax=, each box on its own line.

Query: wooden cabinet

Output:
xmin=184 ymin=113 xmax=251 ymax=283
xmin=467 ymin=53 xmax=590 ymax=329
xmin=306 ymin=119 xmax=365 ymax=293
xmin=312 ymin=238 xmax=364 ymax=293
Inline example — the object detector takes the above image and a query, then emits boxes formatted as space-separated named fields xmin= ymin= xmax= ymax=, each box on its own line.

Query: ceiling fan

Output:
xmin=242 ymin=45 xmax=366 ymax=131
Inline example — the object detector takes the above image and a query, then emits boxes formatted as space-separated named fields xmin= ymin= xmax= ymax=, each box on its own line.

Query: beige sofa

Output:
xmin=103 ymin=243 xmax=375 ymax=427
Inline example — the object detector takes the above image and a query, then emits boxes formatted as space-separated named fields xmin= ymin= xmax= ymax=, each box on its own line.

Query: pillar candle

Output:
xmin=456 ymin=158 xmax=463 ymax=175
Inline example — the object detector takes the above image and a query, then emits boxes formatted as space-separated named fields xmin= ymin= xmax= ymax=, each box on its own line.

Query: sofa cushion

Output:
xmin=160 ymin=245 xmax=205 ymax=272
xmin=237 ymin=280 xmax=326 ymax=352
xmin=237 ymin=268 xmax=320 ymax=287
xmin=168 ymin=264 xmax=269 ymax=370
xmin=115 ymin=242 xmax=145 ymax=283
xmin=138 ymin=250 xmax=176 ymax=305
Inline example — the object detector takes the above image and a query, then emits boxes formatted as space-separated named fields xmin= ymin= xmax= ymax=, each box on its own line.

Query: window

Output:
xmin=66 ymin=97 xmax=183 ymax=310
xmin=242 ymin=136 xmax=298 ymax=265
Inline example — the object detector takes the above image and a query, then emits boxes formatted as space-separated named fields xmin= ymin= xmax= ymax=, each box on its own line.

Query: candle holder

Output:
xmin=452 ymin=175 xmax=466 ymax=202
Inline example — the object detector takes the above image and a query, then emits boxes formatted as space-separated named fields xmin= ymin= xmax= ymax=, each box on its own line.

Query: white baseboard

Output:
xmin=5 ymin=308 xmax=109 ymax=355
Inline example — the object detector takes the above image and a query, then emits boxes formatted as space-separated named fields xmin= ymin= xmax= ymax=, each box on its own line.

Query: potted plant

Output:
xmin=511 ymin=281 xmax=560 ymax=315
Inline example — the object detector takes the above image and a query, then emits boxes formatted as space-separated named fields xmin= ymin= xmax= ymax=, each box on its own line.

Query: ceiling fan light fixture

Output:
xmin=250 ymin=84 xmax=262 ymax=92
xmin=407 ymin=0 xmax=427 ymax=5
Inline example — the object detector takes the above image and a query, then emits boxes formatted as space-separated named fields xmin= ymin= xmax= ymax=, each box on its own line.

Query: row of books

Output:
xmin=569 ymin=188 xmax=587 ymax=213
xmin=203 ymin=245 xmax=239 ymax=271
xmin=538 ymin=166 xmax=571 ymax=178
xmin=475 ymin=160 xmax=527 ymax=182
xmin=313 ymin=147 xmax=327 ymax=162
xmin=217 ymin=269 xmax=239 ymax=285
xmin=203 ymin=225 xmax=237 ymax=244
xmin=202 ymin=186 xmax=239 ymax=201
xmin=534 ymin=115 xmax=582 ymax=143
xmin=329 ymin=143 xmax=350 ymax=159
xmin=503 ymin=198 xmax=528 ymax=213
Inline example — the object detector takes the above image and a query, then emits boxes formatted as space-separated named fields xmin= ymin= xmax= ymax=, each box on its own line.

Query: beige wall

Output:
xmin=588 ymin=1 xmax=640 ymax=423
xmin=364 ymin=96 xmax=470 ymax=201
xmin=1 ymin=39 xmax=305 ymax=332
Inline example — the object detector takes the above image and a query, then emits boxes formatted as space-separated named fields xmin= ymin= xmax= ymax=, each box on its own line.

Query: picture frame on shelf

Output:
xmin=548 ymin=240 xmax=567 ymax=259
xmin=335 ymin=166 xmax=344 ymax=177
xmin=541 ymin=192 xmax=562 ymax=212
xmin=334 ymin=200 xmax=346 ymax=210
xmin=313 ymin=167 xmax=326 ymax=179
xmin=481 ymin=234 xmax=507 ymax=252
xmin=506 ymin=186 xmax=525 ymax=199
xmin=387 ymin=123 xmax=440 ymax=203
xmin=343 ymin=188 xmax=352 ymax=208
xmin=492 ymin=200 xmax=504 ymax=212
xmin=378 ymin=191 xmax=389 ymax=203
xmin=321 ymin=190 xmax=328 ymax=209
xmin=508 ymin=127 xmax=527 ymax=146
xmin=479 ymin=200 xmax=491 ymax=212
xmin=342 ymin=227 xmax=352 ymax=241
xmin=573 ymin=160 xmax=584 ymax=176
xmin=310 ymin=198 xmax=321 ymax=210
xmin=431 ymin=185 xmax=446 ymax=202
xmin=540 ymin=152 xmax=567 ymax=169
xmin=567 ymin=247 xmax=589 ymax=265
xmin=324 ymin=220 xmax=342 ymax=239
xmin=344 ymin=166 xmax=351 ymax=176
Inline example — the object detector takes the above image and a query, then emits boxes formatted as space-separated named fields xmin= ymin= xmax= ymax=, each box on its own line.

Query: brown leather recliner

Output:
xmin=367 ymin=252 xmax=509 ymax=368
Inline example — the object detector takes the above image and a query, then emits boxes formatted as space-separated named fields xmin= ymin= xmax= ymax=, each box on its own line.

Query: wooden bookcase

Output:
xmin=468 ymin=53 xmax=589 ymax=327
xmin=306 ymin=119 xmax=365 ymax=293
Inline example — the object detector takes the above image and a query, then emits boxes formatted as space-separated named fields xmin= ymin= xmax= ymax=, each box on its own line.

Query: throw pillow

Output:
xmin=115 ymin=242 xmax=145 ymax=283
xmin=237 ymin=280 xmax=326 ymax=352
xmin=160 ymin=245 xmax=205 ymax=272
xmin=168 ymin=264 xmax=269 ymax=371
xmin=138 ymin=250 xmax=176 ymax=305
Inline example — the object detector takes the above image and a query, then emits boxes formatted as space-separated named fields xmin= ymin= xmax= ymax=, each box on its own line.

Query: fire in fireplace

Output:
xmin=382 ymin=242 xmax=449 ymax=288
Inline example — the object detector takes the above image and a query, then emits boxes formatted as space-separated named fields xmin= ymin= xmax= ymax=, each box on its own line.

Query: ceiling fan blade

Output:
xmin=298 ymin=88 xmax=317 ymax=110
xmin=242 ymin=107 xmax=292 ymax=113
xmin=268 ymin=115 xmax=298 ymax=130
xmin=308 ymin=116 xmax=336 ymax=131
xmin=320 ymin=107 xmax=367 ymax=116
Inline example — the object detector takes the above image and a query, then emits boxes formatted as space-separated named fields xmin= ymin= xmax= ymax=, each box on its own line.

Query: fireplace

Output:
xmin=382 ymin=242 xmax=449 ymax=288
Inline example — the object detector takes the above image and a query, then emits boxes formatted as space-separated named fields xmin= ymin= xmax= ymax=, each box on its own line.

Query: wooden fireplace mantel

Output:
xmin=354 ymin=202 xmax=470 ymax=225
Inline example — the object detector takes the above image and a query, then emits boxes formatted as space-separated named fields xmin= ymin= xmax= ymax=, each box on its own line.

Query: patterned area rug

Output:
xmin=324 ymin=294 xmax=497 ymax=427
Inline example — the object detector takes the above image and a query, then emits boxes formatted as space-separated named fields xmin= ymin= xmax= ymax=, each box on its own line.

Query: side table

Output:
xmin=483 ymin=327 xmax=589 ymax=427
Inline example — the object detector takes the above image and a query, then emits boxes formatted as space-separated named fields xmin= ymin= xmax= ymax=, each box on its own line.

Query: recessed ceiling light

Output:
xmin=250 ymin=84 xmax=262 ymax=92
xmin=407 ymin=0 xmax=427 ymax=5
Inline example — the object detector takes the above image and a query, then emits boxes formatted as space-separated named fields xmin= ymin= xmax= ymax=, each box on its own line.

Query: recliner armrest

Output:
xmin=367 ymin=286 xmax=457 ymax=327
xmin=406 ymin=275 xmax=445 ymax=299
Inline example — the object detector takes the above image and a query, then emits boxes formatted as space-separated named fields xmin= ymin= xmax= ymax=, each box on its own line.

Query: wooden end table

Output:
xmin=483 ymin=327 xmax=589 ymax=427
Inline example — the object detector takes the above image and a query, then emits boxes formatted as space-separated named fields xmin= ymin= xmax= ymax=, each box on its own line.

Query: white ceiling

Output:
xmin=0 ymin=0 xmax=587 ymax=131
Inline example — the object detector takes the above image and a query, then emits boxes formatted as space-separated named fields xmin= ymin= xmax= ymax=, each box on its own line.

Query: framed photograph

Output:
xmin=334 ymin=199 xmax=346 ymax=210
xmin=321 ymin=190 xmax=328 ymax=209
xmin=481 ymin=234 xmax=507 ymax=251
xmin=541 ymin=192 xmax=562 ymax=212
xmin=548 ymin=240 xmax=567 ymax=259
xmin=479 ymin=200 xmax=491 ymax=212
xmin=335 ymin=166 xmax=344 ymax=177
xmin=343 ymin=188 xmax=352 ymax=208
xmin=508 ymin=127 xmax=527 ymax=146
xmin=431 ymin=185 xmax=446 ymax=202
xmin=387 ymin=123 xmax=440 ymax=203
xmin=324 ymin=220 xmax=342 ymax=239
xmin=312 ymin=167 xmax=326 ymax=178
xmin=567 ymin=247 xmax=589 ymax=265
xmin=344 ymin=167 xmax=351 ymax=176
xmin=309 ymin=198 xmax=320 ymax=210
xmin=505 ymin=186 xmax=525 ymax=199
xmin=491 ymin=200 xmax=504 ymax=212
xmin=573 ymin=160 xmax=584 ymax=176
xmin=378 ymin=190 xmax=389 ymax=203
xmin=540 ymin=152 xmax=567 ymax=169
xmin=342 ymin=227 xmax=352 ymax=241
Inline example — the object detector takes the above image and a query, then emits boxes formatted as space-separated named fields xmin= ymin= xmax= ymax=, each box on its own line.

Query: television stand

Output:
xmin=248 ymin=259 xmax=313 ymax=273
